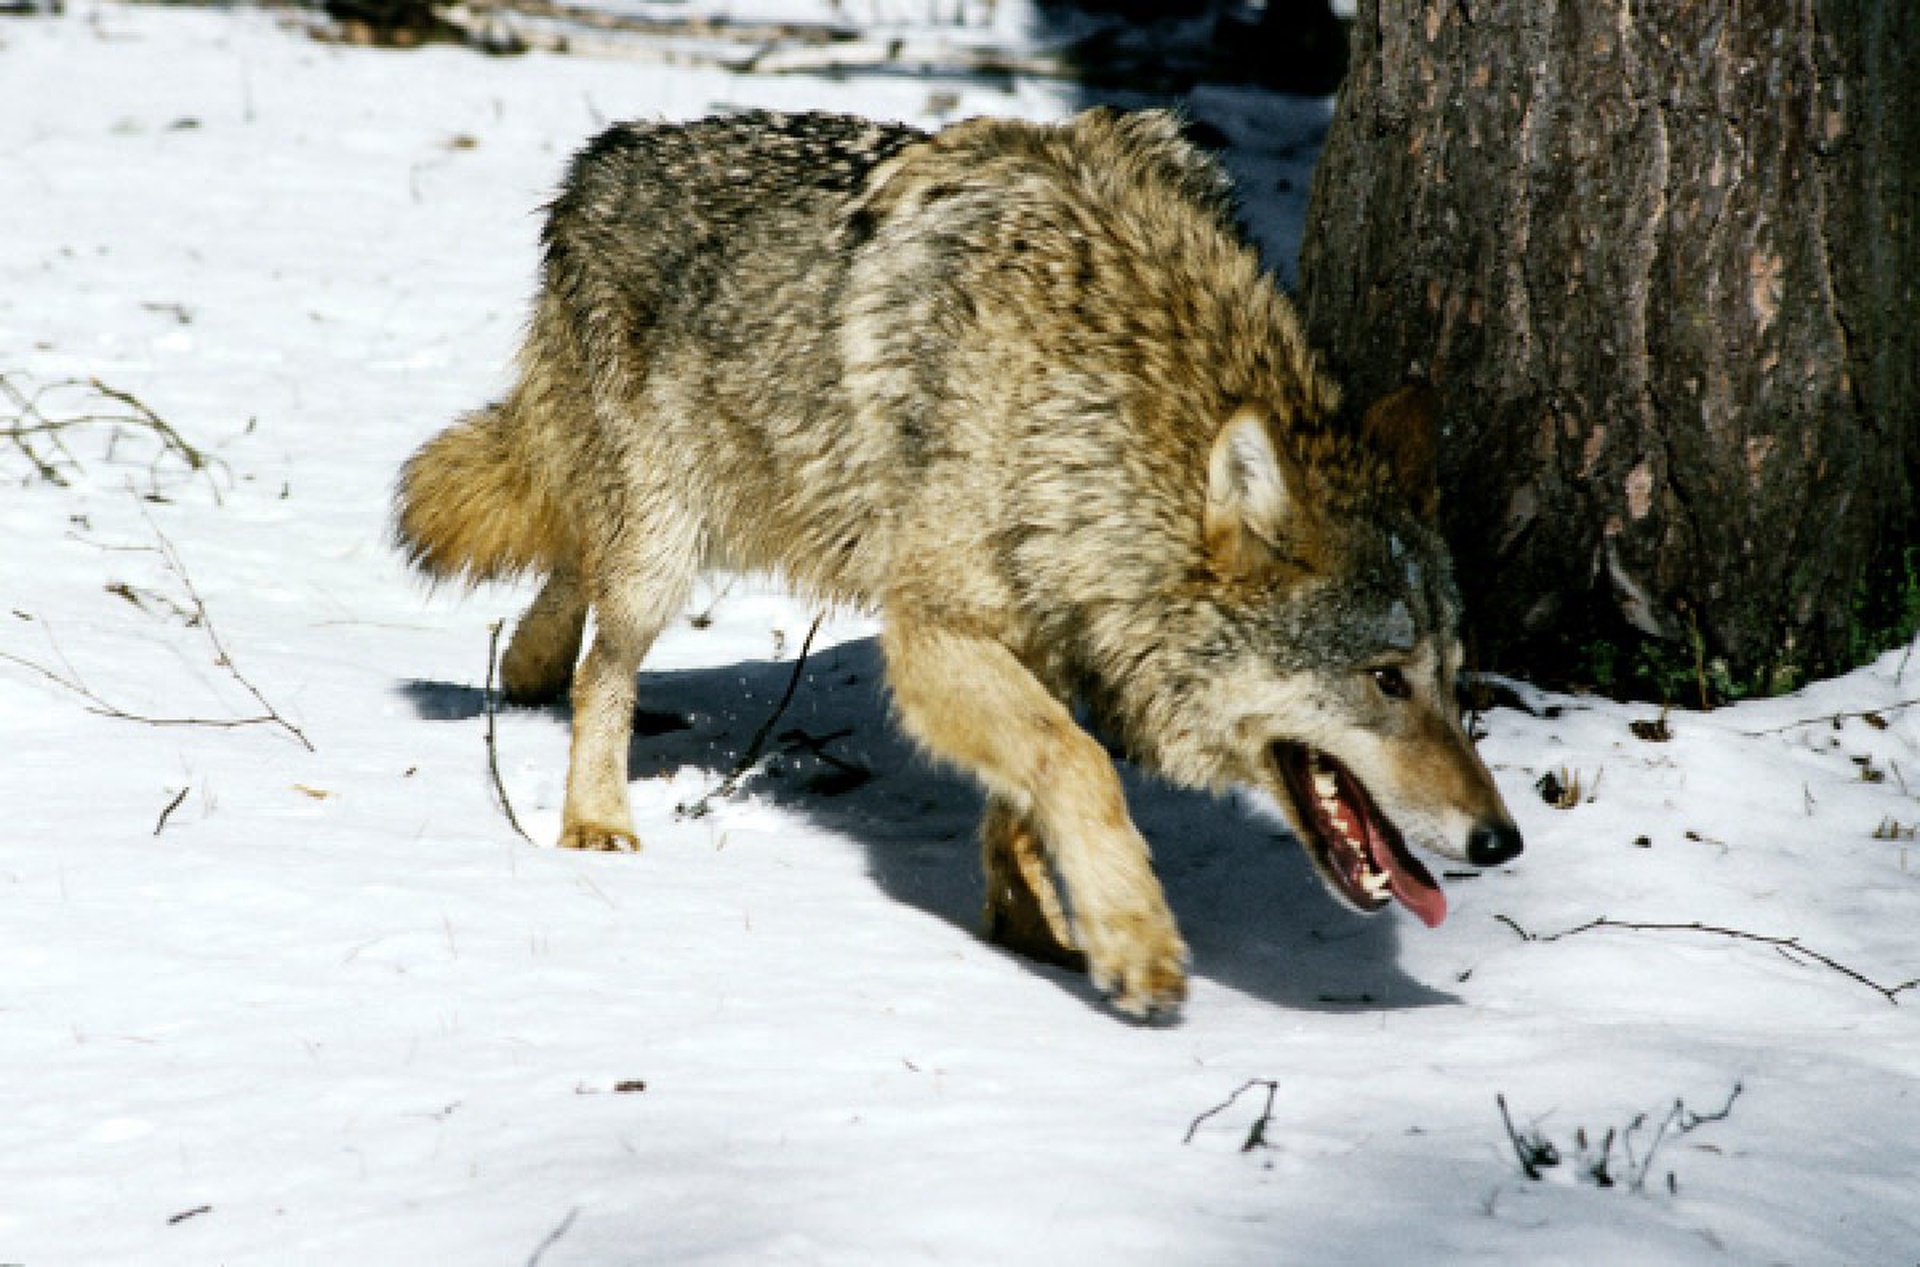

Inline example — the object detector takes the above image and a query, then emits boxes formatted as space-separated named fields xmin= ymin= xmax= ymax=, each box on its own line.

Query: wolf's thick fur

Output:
xmin=396 ymin=108 xmax=1522 ymax=1017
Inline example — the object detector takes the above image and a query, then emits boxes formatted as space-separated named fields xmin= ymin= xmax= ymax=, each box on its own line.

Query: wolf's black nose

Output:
xmin=1467 ymin=822 xmax=1523 ymax=867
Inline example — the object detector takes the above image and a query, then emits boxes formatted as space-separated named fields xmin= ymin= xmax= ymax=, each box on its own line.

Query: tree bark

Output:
xmin=1299 ymin=0 xmax=1919 ymax=696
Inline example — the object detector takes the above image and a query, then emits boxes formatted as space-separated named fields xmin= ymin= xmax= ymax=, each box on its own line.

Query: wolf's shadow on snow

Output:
xmin=401 ymin=636 xmax=1456 ymax=1015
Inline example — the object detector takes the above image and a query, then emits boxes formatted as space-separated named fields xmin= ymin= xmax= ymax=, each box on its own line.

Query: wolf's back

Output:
xmin=396 ymin=112 xmax=928 ymax=591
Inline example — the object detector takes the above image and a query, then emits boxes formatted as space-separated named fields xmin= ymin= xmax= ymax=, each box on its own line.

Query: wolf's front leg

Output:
xmin=883 ymin=616 xmax=1188 ymax=1018
xmin=559 ymin=531 xmax=696 ymax=852
xmin=561 ymin=631 xmax=644 ymax=852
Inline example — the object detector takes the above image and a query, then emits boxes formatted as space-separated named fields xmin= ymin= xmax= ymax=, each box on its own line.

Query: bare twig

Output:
xmin=1497 ymin=915 xmax=1917 ymax=1004
xmin=149 ymin=521 xmax=312 ymax=751
xmin=485 ymin=619 xmax=533 ymax=844
xmin=524 ymin=1205 xmax=580 ymax=1267
xmin=0 ymin=643 xmax=302 ymax=742
xmin=678 ymin=614 xmax=824 ymax=819
xmin=1183 ymin=1078 xmax=1281 ymax=1150
xmin=1625 ymin=1082 xmax=1743 ymax=1194
xmin=106 ymin=579 xmax=198 ymax=624
xmin=1576 ymin=1125 xmax=1619 ymax=1187
xmin=0 ymin=525 xmax=311 ymax=750
xmin=1739 ymin=696 xmax=1920 ymax=736
xmin=1495 ymin=1093 xmax=1559 ymax=1180
xmin=776 ymin=725 xmax=873 ymax=793
xmin=1500 ymin=1083 xmax=1740 ymax=1192
xmin=2 ymin=371 xmax=227 ymax=499
xmin=153 ymin=786 xmax=190 ymax=836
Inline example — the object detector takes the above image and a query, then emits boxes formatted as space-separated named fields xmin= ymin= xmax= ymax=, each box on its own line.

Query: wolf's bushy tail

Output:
xmin=394 ymin=399 xmax=569 ymax=585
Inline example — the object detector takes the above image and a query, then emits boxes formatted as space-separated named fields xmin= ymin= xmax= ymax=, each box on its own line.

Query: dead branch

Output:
xmin=106 ymin=579 xmax=199 ymax=624
xmin=0 ymin=526 xmax=312 ymax=750
xmin=678 ymin=614 xmax=824 ymax=819
xmin=1499 ymin=1083 xmax=1741 ymax=1192
xmin=148 ymin=521 xmax=312 ymax=751
xmin=1496 ymin=915 xmax=1917 ymax=1004
xmin=1738 ymin=696 xmax=1920 ymax=736
xmin=775 ymin=725 xmax=873 ymax=795
xmin=1624 ymin=1082 xmax=1743 ymax=1194
xmin=1495 ymin=1093 xmax=1559 ymax=1180
xmin=153 ymin=786 xmax=190 ymax=836
xmin=1183 ymin=1078 xmax=1280 ymax=1151
xmin=524 ymin=1205 xmax=581 ymax=1267
xmin=485 ymin=619 xmax=533 ymax=844
xmin=0 ymin=644 xmax=301 ymax=741
xmin=1 ymin=371 xmax=227 ymax=500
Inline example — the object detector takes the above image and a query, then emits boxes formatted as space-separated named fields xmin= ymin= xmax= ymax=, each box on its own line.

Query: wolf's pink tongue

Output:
xmin=1367 ymin=820 xmax=1447 ymax=928
xmin=1389 ymin=868 xmax=1448 ymax=928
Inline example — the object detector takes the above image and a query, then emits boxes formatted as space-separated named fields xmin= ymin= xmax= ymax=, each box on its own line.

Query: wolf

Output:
xmin=395 ymin=107 xmax=1523 ymax=1019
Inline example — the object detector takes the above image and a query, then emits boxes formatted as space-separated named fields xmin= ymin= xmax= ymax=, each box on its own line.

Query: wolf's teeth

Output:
xmin=1312 ymin=769 xmax=1338 ymax=801
xmin=1360 ymin=868 xmax=1391 ymax=897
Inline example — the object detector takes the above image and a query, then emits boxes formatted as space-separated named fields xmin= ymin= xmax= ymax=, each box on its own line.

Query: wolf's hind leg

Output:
xmin=501 ymin=568 xmax=587 ymax=706
xmin=883 ymin=615 xmax=1187 ymax=1018
xmin=560 ymin=521 xmax=699 ymax=852
xmin=982 ymin=795 xmax=1086 ymax=972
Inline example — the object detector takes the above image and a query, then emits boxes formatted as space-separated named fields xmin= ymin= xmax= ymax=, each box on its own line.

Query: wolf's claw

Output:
xmin=1082 ymin=910 xmax=1190 ymax=1020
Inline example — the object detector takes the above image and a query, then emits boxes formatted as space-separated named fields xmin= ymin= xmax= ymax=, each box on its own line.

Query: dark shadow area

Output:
xmin=398 ymin=679 xmax=487 ymax=721
xmin=309 ymin=0 xmax=1350 ymax=98
xmin=1037 ymin=0 xmax=1350 ymax=99
xmin=402 ymin=637 xmax=1458 ymax=1015
xmin=1028 ymin=1 xmax=1351 ymax=289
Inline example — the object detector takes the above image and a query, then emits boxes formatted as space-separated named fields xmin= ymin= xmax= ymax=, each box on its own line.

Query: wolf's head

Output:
xmin=1140 ymin=385 xmax=1522 ymax=927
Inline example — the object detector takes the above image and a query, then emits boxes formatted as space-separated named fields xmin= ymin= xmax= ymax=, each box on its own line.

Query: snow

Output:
xmin=3 ymin=5 xmax=1917 ymax=1263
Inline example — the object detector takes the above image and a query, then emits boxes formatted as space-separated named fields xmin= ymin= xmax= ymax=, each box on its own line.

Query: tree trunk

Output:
xmin=1299 ymin=0 xmax=1919 ymax=698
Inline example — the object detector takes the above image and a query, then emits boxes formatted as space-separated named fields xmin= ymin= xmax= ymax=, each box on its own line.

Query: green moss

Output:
xmin=1481 ymin=540 xmax=1920 ymax=708
xmin=1844 ymin=545 xmax=1920 ymax=670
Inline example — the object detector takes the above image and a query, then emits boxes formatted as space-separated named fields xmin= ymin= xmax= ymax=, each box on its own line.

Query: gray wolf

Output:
xmin=394 ymin=108 xmax=1523 ymax=1018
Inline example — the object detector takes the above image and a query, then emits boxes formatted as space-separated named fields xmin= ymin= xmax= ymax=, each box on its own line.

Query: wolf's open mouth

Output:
xmin=1271 ymin=743 xmax=1448 ymax=928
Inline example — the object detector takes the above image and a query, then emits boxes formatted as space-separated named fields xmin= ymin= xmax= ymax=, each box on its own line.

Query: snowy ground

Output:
xmin=3 ymin=5 xmax=1918 ymax=1264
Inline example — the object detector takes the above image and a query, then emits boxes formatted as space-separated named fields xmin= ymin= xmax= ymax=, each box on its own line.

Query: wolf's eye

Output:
xmin=1370 ymin=666 xmax=1411 ymax=700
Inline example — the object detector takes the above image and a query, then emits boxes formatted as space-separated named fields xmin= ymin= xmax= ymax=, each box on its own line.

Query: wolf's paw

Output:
xmin=1081 ymin=909 xmax=1190 ymax=1022
xmin=558 ymin=822 xmax=640 ymax=853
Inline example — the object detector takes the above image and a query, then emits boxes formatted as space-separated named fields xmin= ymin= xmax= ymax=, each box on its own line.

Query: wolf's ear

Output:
xmin=1359 ymin=382 xmax=1441 ymax=520
xmin=1206 ymin=407 xmax=1297 ymax=575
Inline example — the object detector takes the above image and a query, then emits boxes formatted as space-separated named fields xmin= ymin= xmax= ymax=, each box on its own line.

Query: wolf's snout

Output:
xmin=1466 ymin=822 xmax=1523 ymax=867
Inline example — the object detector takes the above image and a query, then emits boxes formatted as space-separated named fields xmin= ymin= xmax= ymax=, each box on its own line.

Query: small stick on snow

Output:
xmin=148 ymin=518 xmax=313 ymax=751
xmin=0 ymin=638 xmax=307 ymax=748
xmin=1183 ymin=1078 xmax=1281 ymax=1151
xmin=1495 ymin=1093 xmax=1559 ymax=1180
xmin=0 ymin=511 xmax=312 ymax=749
xmin=1496 ymin=915 xmax=1918 ymax=1004
xmin=524 ymin=1205 xmax=580 ymax=1267
xmin=678 ymin=613 xmax=824 ymax=819
xmin=153 ymin=786 xmax=190 ymax=836
xmin=1739 ymin=696 xmax=1920 ymax=737
xmin=1 ymin=370 xmax=227 ymax=499
xmin=1626 ymin=1082 xmax=1743 ymax=1193
xmin=484 ymin=619 xmax=533 ymax=845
